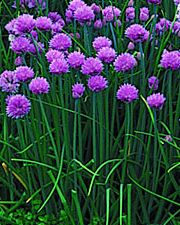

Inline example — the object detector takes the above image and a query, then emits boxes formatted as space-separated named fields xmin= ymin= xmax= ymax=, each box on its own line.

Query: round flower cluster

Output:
xmin=81 ymin=57 xmax=103 ymax=76
xmin=88 ymin=75 xmax=108 ymax=92
xmin=72 ymin=83 xmax=85 ymax=98
xmin=10 ymin=36 xmax=31 ymax=54
xmin=12 ymin=0 xmax=46 ymax=10
xmin=125 ymin=24 xmax=149 ymax=43
xmin=49 ymin=58 xmax=69 ymax=75
xmin=67 ymin=51 xmax=85 ymax=69
xmin=160 ymin=50 xmax=180 ymax=70
xmin=155 ymin=18 xmax=171 ymax=35
xmin=35 ymin=16 xmax=52 ymax=31
xmin=49 ymin=33 xmax=72 ymax=51
xmin=147 ymin=93 xmax=166 ymax=110
xmin=114 ymin=53 xmax=137 ymax=72
xmin=45 ymin=49 xmax=64 ymax=63
xmin=126 ymin=7 xmax=135 ymax=22
xmin=29 ymin=77 xmax=50 ymax=94
xmin=148 ymin=76 xmax=159 ymax=90
xmin=74 ymin=5 xmax=95 ymax=24
xmin=15 ymin=66 xmax=34 ymax=82
xmin=147 ymin=0 xmax=161 ymax=4
xmin=97 ymin=47 xmax=116 ymax=63
xmin=6 ymin=94 xmax=31 ymax=119
xmin=116 ymin=83 xmax=139 ymax=103
xmin=102 ymin=6 xmax=121 ymax=22
xmin=14 ymin=14 xmax=35 ymax=34
xmin=92 ymin=36 xmax=112 ymax=52
xmin=0 ymin=70 xmax=19 ymax=93
xmin=140 ymin=7 xmax=149 ymax=22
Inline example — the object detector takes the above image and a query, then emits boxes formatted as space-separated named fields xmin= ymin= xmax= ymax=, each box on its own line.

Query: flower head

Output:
xmin=6 ymin=94 xmax=31 ymax=119
xmin=148 ymin=76 xmax=159 ymax=90
xmin=81 ymin=57 xmax=103 ymax=76
xmin=29 ymin=77 xmax=50 ymax=94
xmin=48 ymin=12 xmax=62 ymax=23
xmin=88 ymin=75 xmax=108 ymax=92
xmin=5 ymin=19 xmax=17 ymax=34
xmin=46 ymin=49 xmax=64 ymax=63
xmin=102 ymin=6 xmax=121 ymax=22
xmin=49 ymin=58 xmax=69 ymax=75
xmin=147 ymin=0 xmax=161 ymax=4
xmin=0 ymin=70 xmax=19 ymax=93
xmin=14 ymin=56 xmax=23 ymax=66
xmin=72 ymin=83 xmax=85 ymax=98
xmin=93 ymin=36 xmax=112 ymax=52
xmin=49 ymin=33 xmax=72 ymax=51
xmin=14 ymin=14 xmax=35 ymax=34
xmin=36 ymin=16 xmax=52 ymax=31
xmin=140 ymin=7 xmax=149 ymax=22
xmin=155 ymin=18 xmax=171 ymax=35
xmin=160 ymin=50 xmax=180 ymax=70
xmin=91 ymin=3 xmax=101 ymax=14
xmin=94 ymin=20 xmax=103 ymax=29
xmin=10 ymin=36 xmax=31 ymax=54
xmin=114 ymin=53 xmax=137 ymax=72
xmin=15 ymin=66 xmax=34 ymax=82
xmin=125 ymin=24 xmax=149 ymax=43
xmin=97 ymin=47 xmax=116 ymax=63
xmin=116 ymin=83 xmax=138 ymax=103
xmin=67 ymin=51 xmax=85 ymax=69
xmin=126 ymin=7 xmax=135 ymax=22
xmin=147 ymin=93 xmax=166 ymax=110
xmin=172 ymin=21 xmax=180 ymax=36
xmin=74 ymin=5 xmax=95 ymax=23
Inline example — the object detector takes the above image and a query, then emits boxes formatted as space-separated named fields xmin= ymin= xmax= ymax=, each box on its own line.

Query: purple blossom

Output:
xmin=28 ymin=42 xmax=44 ymax=55
xmin=125 ymin=24 xmax=149 ymax=43
xmin=155 ymin=18 xmax=171 ymax=34
xmin=160 ymin=50 xmax=180 ymax=70
xmin=114 ymin=53 xmax=137 ymax=72
xmin=174 ymin=0 xmax=180 ymax=6
xmin=116 ymin=83 xmax=139 ymax=103
xmin=126 ymin=7 xmax=135 ymax=22
xmin=0 ymin=70 xmax=19 ymax=93
xmin=5 ymin=19 xmax=17 ymax=34
xmin=67 ymin=51 xmax=85 ymax=69
xmin=81 ymin=57 xmax=103 ymax=76
xmin=114 ymin=19 xmax=122 ymax=27
xmin=74 ymin=5 xmax=95 ymax=24
xmin=29 ymin=77 xmax=50 ymax=94
xmin=164 ymin=135 xmax=173 ymax=142
xmin=94 ymin=20 xmax=103 ymax=29
xmin=148 ymin=76 xmax=159 ymax=90
xmin=51 ymin=22 xmax=64 ymax=34
xmin=87 ymin=75 xmax=108 ymax=92
xmin=10 ymin=36 xmax=31 ymax=54
xmin=36 ymin=16 xmax=52 ymax=31
xmin=49 ymin=58 xmax=69 ymax=75
xmin=147 ymin=0 xmax=161 ymax=4
xmin=147 ymin=93 xmax=166 ymax=110
xmin=140 ymin=7 xmax=149 ymax=22
xmin=12 ymin=0 xmax=46 ymax=9
xmin=6 ymin=94 xmax=31 ymax=119
xmin=102 ymin=6 xmax=121 ymax=22
xmin=14 ymin=56 xmax=23 ymax=66
xmin=15 ymin=66 xmax=34 ymax=82
xmin=127 ymin=42 xmax=135 ymax=50
xmin=91 ymin=3 xmax=101 ymax=14
xmin=14 ymin=14 xmax=35 ymax=34
xmin=93 ymin=36 xmax=112 ymax=52
xmin=172 ymin=21 xmax=180 ymax=36
xmin=30 ymin=30 xmax=38 ymax=40
xmin=65 ymin=9 xmax=74 ymax=23
xmin=49 ymin=33 xmax=72 ymax=51
xmin=72 ymin=83 xmax=85 ymax=98
xmin=68 ymin=0 xmax=86 ymax=12
xmin=48 ymin=12 xmax=62 ymax=23
xmin=97 ymin=47 xmax=116 ymax=63
xmin=46 ymin=49 xmax=64 ymax=63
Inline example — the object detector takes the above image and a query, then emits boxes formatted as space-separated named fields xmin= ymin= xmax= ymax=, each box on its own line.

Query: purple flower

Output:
xmin=93 ymin=36 xmax=112 ymax=52
xmin=30 ymin=30 xmax=38 ymax=40
xmin=127 ymin=42 xmax=135 ymax=50
xmin=36 ymin=16 xmax=52 ymax=31
xmin=74 ymin=5 xmax=95 ymax=24
xmin=140 ymin=7 xmax=149 ymax=22
xmin=46 ymin=49 xmax=64 ymax=63
xmin=68 ymin=0 xmax=86 ymax=12
xmin=114 ymin=53 xmax=137 ymax=72
xmin=88 ymin=75 xmax=108 ymax=92
xmin=81 ymin=57 xmax=103 ymax=76
xmin=126 ymin=7 xmax=135 ymax=22
xmin=155 ymin=18 xmax=171 ymax=35
xmin=72 ymin=83 xmax=85 ymax=98
xmin=65 ymin=9 xmax=74 ymax=23
xmin=125 ymin=24 xmax=149 ymax=43
xmin=0 ymin=70 xmax=19 ymax=93
xmin=174 ymin=0 xmax=180 ymax=6
xmin=94 ymin=20 xmax=103 ymax=29
xmin=12 ymin=0 xmax=46 ymax=9
xmin=91 ymin=3 xmax=101 ymax=14
xmin=147 ymin=0 xmax=161 ymax=4
xmin=14 ymin=56 xmax=23 ymax=66
xmin=6 ymin=94 xmax=31 ymax=119
xmin=49 ymin=33 xmax=72 ymax=51
xmin=10 ymin=36 xmax=31 ymax=54
xmin=97 ymin=47 xmax=116 ymax=63
xmin=148 ymin=76 xmax=159 ymax=90
xmin=160 ymin=50 xmax=180 ymax=70
xmin=164 ymin=135 xmax=173 ymax=142
xmin=51 ymin=22 xmax=64 ymax=34
xmin=48 ymin=12 xmax=62 ymax=23
xmin=116 ymin=83 xmax=139 ymax=103
xmin=172 ymin=21 xmax=180 ymax=36
xmin=29 ymin=77 xmax=50 ymax=94
xmin=14 ymin=14 xmax=35 ymax=34
xmin=5 ymin=19 xmax=17 ymax=34
xmin=114 ymin=19 xmax=122 ymax=27
xmin=28 ymin=42 xmax=44 ymax=55
xmin=49 ymin=58 xmax=69 ymax=75
xmin=147 ymin=93 xmax=166 ymax=110
xmin=15 ymin=66 xmax=34 ymax=82
xmin=67 ymin=51 xmax=85 ymax=69
xmin=102 ymin=6 xmax=121 ymax=22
